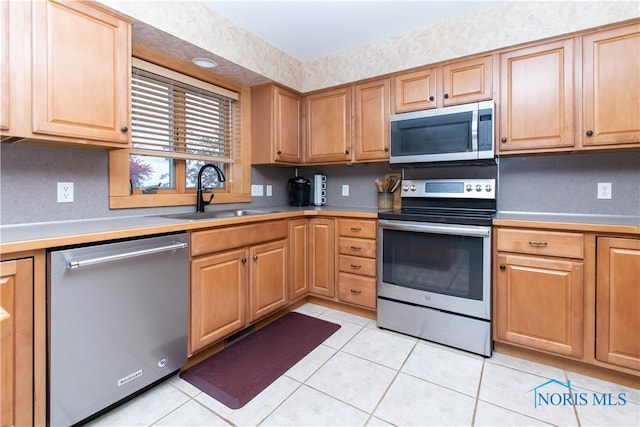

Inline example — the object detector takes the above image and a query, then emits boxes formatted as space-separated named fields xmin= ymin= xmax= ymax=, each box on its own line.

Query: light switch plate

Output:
xmin=342 ymin=184 xmax=349 ymax=196
xmin=251 ymin=184 xmax=264 ymax=196
xmin=266 ymin=185 xmax=273 ymax=196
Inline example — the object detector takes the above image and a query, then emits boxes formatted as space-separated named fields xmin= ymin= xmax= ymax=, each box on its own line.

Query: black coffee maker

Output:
xmin=288 ymin=176 xmax=311 ymax=206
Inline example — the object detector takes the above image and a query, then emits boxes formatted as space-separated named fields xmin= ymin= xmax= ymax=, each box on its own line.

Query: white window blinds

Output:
xmin=131 ymin=59 xmax=238 ymax=163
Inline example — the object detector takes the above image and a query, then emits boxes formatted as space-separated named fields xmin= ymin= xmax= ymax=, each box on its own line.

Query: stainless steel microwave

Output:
xmin=389 ymin=100 xmax=494 ymax=164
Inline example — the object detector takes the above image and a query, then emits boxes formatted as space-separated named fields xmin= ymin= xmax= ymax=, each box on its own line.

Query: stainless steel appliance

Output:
xmin=288 ymin=176 xmax=311 ymax=206
xmin=377 ymin=178 xmax=495 ymax=356
xmin=48 ymin=233 xmax=189 ymax=426
xmin=390 ymin=100 xmax=494 ymax=165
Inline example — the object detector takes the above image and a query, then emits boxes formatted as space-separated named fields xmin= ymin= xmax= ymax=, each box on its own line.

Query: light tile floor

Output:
xmin=88 ymin=303 xmax=640 ymax=427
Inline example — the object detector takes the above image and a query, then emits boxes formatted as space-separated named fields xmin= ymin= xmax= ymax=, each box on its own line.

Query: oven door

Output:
xmin=377 ymin=219 xmax=491 ymax=320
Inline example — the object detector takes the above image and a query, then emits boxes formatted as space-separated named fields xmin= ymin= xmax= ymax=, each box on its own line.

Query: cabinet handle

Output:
xmin=253 ymin=255 xmax=258 ymax=261
xmin=350 ymin=246 xmax=362 ymax=251
xmin=276 ymin=150 xmax=282 ymax=155
xmin=345 ymin=150 xmax=350 ymax=155
xmin=350 ymin=289 xmax=362 ymax=295
xmin=501 ymin=137 xmax=507 ymax=143
xmin=499 ymin=264 xmax=506 ymax=271
xmin=350 ymin=226 xmax=361 ymax=232
xmin=241 ymin=258 xmax=247 ymax=264
xmin=429 ymin=96 xmax=435 ymax=101
xmin=528 ymin=241 xmax=548 ymax=247
xmin=443 ymin=93 xmax=449 ymax=99
xmin=350 ymin=264 xmax=362 ymax=269
xmin=120 ymin=126 xmax=129 ymax=133
xmin=384 ymin=147 xmax=389 ymax=152
xmin=586 ymin=130 xmax=594 ymax=137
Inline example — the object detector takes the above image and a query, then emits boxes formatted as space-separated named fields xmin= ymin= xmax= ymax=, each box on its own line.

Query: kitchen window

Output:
xmin=109 ymin=58 xmax=251 ymax=208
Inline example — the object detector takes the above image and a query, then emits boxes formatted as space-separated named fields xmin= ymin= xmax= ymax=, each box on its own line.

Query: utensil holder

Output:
xmin=377 ymin=192 xmax=393 ymax=209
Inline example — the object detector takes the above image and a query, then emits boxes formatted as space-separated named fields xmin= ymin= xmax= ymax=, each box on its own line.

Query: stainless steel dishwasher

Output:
xmin=47 ymin=233 xmax=189 ymax=426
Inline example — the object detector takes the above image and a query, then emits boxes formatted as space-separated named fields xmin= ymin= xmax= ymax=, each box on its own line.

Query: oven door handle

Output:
xmin=378 ymin=220 xmax=490 ymax=238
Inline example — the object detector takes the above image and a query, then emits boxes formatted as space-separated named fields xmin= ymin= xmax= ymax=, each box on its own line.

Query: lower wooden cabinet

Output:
xmin=288 ymin=218 xmax=309 ymax=300
xmin=495 ymin=252 xmax=584 ymax=358
xmin=595 ymin=237 xmax=640 ymax=371
xmin=189 ymin=221 xmax=288 ymax=354
xmin=0 ymin=257 xmax=34 ymax=427
xmin=336 ymin=218 xmax=377 ymax=309
xmin=308 ymin=218 xmax=335 ymax=297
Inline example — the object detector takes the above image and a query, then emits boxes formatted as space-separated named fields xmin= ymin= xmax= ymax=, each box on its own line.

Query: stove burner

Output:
xmin=378 ymin=207 xmax=495 ymax=226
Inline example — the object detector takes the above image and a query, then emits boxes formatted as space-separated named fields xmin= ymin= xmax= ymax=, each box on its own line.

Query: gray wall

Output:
xmin=0 ymin=143 xmax=395 ymax=225
xmin=498 ymin=151 xmax=640 ymax=216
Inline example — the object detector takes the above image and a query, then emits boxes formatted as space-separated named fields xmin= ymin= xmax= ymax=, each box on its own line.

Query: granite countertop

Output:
xmin=495 ymin=211 xmax=640 ymax=226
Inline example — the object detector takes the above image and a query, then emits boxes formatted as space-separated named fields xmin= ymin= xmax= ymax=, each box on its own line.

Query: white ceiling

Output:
xmin=203 ymin=1 xmax=505 ymax=62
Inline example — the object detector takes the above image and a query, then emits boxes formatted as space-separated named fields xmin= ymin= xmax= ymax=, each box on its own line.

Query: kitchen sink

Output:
xmin=158 ymin=209 xmax=281 ymax=221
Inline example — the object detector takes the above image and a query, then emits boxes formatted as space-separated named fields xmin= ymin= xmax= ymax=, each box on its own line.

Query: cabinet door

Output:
xmin=394 ymin=68 xmax=437 ymax=113
xmin=498 ymin=39 xmax=575 ymax=152
xmin=305 ymin=87 xmax=351 ymax=163
xmin=0 ymin=258 xmax=33 ymax=427
xmin=442 ymin=55 xmax=493 ymax=107
xmin=289 ymin=219 xmax=309 ymax=300
xmin=309 ymin=218 xmax=335 ymax=297
xmin=275 ymin=86 xmax=302 ymax=163
xmin=596 ymin=237 xmax=640 ymax=370
xmin=190 ymin=249 xmax=247 ymax=354
xmin=495 ymin=253 xmax=584 ymax=358
xmin=32 ymin=0 xmax=130 ymax=143
xmin=582 ymin=24 xmax=640 ymax=147
xmin=354 ymin=78 xmax=390 ymax=162
xmin=0 ymin=1 xmax=8 ymax=131
xmin=249 ymin=240 xmax=288 ymax=322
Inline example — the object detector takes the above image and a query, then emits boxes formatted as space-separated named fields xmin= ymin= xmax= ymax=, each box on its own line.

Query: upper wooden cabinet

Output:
xmin=595 ymin=237 xmax=640 ymax=371
xmin=394 ymin=67 xmax=437 ymax=113
xmin=394 ymin=55 xmax=493 ymax=113
xmin=251 ymin=84 xmax=302 ymax=164
xmin=1 ymin=0 xmax=131 ymax=147
xmin=498 ymin=39 xmax=575 ymax=153
xmin=582 ymin=24 xmax=640 ymax=148
xmin=304 ymin=87 xmax=352 ymax=164
xmin=32 ymin=0 xmax=130 ymax=144
xmin=0 ymin=1 xmax=8 ymax=131
xmin=353 ymin=78 xmax=391 ymax=162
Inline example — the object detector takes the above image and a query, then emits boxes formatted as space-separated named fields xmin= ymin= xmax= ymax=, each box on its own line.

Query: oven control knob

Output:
xmin=402 ymin=185 xmax=409 ymax=192
xmin=410 ymin=185 xmax=417 ymax=192
xmin=466 ymin=184 xmax=473 ymax=192
xmin=485 ymin=184 xmax=492 ymax=192
xmin=475 ymin=184 xmax=482 ymax=192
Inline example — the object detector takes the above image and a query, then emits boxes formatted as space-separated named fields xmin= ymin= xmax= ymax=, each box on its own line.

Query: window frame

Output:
xmin=109 ymin=52 xmax=251 ymax=209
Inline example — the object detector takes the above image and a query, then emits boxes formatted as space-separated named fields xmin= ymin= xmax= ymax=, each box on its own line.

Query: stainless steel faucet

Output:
xmin=196 ymin=163 xmax=226 ymax=212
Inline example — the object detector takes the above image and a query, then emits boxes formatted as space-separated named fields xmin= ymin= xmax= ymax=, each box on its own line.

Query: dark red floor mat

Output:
xmin=180 ymin=311 xmax=340 ymax=409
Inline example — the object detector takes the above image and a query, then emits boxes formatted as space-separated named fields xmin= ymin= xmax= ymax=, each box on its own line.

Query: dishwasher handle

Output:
xmin=66 ymin=242 xmax=188 ymax=270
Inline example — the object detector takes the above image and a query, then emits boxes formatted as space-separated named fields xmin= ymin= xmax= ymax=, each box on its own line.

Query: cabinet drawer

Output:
xmin=191 ymin=220 xmax=288 ymax=256
xmin=339 ymin=237 xmax=376 ymax=258
xmin=337 ymin=272 xmax=376 ymax=309
xmin=497 ymin=228 xmax=584 ymax=259
xmin=338 ymin=255 xmax=376 ymax=277
xmin=338 ymin=219 xmax=376 ymax=238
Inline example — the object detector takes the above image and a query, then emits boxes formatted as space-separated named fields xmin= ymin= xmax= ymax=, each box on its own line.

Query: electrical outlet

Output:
xmin=597 ymin=182 xmax=612 ymax=200
xmin=342 ymin=184 xmax=349 ymax=196
xmin=251 ymin=184 xmax=264 ymax=196
xmin=57 ymin=182 xmax=74 ymax=203
xmin=266 ymin=185 xmax=273 ymax=197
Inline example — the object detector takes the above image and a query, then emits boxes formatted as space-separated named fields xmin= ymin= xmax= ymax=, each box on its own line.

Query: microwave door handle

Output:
xmin=471 ymin=109 xmax=479 ymax=152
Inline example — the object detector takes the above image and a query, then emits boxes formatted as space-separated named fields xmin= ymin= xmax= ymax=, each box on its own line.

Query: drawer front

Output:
xmin=191 ymin=220 xmax=288 ymax=256
xmin=337 ymin=272 xmax=376 ymax=309
xmin=339 ymin=237 xmax=376 ymax=258
xmin=338 ymin=255 xmax=376 ymax=277
xmin=339 ymin=219 xmax=376 ymax=238
xmin=497 ymin=228 xmax=584 ymax=259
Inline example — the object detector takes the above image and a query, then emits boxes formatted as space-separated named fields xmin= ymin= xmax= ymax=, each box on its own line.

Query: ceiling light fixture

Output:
xmin=192 ymin=58 xmax=218 ymax=68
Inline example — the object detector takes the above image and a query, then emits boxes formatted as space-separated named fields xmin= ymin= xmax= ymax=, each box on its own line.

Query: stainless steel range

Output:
xmin=377 ymin=178 xmax=496 ymax=356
